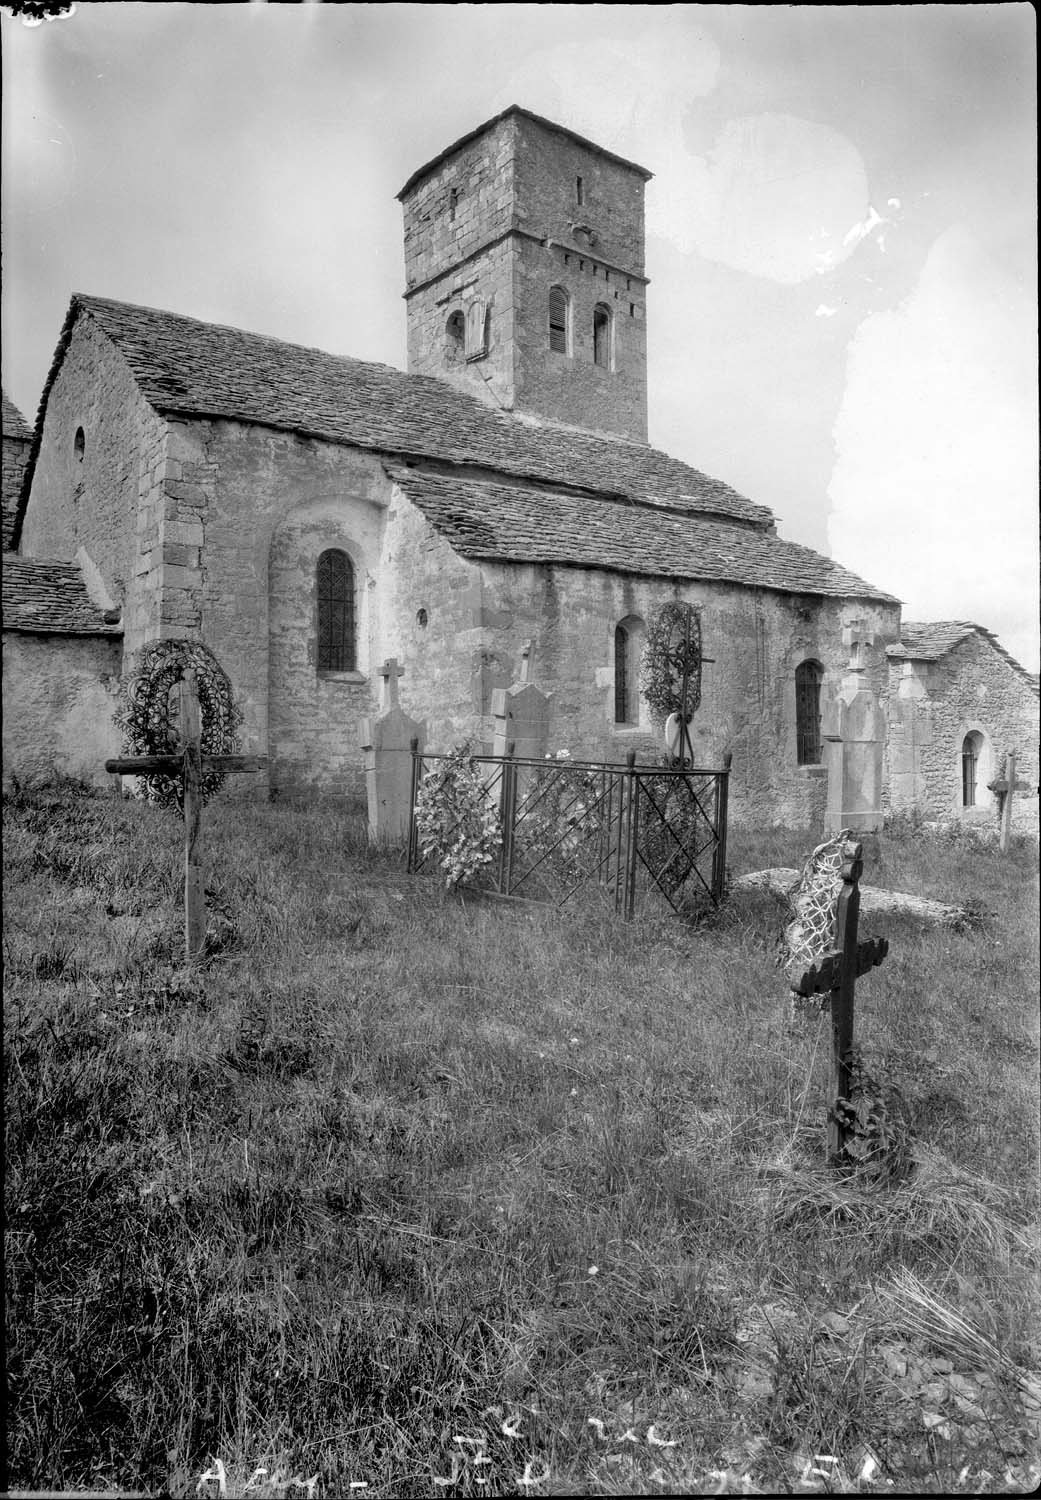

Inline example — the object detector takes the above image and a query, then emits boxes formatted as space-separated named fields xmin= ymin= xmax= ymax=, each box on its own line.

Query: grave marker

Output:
xmin=105 ymin=669 xmax=265 ymax=958
xmin=790 ymin=840 xmax=889 ymax=1166
xmin=360 ymin=657 xmax=426 ymax=842
xmin=987 ymin=750 xmax=1028 ymax=852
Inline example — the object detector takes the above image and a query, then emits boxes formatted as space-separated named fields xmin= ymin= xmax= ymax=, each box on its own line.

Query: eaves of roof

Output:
xmin=387 ymin=465 xmax=901 ymax=604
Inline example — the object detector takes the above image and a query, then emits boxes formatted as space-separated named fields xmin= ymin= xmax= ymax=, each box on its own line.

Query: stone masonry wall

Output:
xmin=512 ymin=236 xmax=648 ymax=440
xmin=3 ymin=433 xmax=31 ymax=549
xmin=2 ymin=630 xmax=123 ymax=788
xmin=885 ymin=635 xmax=1039 ymax=826
xmin=405 ymin=237 xmax=517 ymax=411
xmin=21 ymin=313 xmax=168 ymax=656
xmin=375 ymin=499 xmax=899 ymax=828
xmin=401 ymin=112 xmax=649 ymax=439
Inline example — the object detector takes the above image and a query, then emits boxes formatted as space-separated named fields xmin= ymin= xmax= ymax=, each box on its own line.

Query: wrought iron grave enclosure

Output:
xmin=408 ymin=746 xmax=729 ymax=917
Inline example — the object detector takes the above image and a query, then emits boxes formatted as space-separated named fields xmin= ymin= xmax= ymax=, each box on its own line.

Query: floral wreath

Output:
xmin=114 ymin=638 xmax=242 ymax=810
xmin=640 ymin=601 xmax=703 ymax=725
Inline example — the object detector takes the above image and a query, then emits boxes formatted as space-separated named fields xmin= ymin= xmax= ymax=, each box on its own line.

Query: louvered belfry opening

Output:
xmin=316 ymin=548 xmax=355 ymax=672
xmin=549 ymin=285 xmax=569 ymax=354
xmin=795 ymin=660 xmax=823 ymax=765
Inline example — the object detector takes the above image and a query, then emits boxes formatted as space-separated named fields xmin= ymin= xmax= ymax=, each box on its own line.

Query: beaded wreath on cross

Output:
xmin=114 ymin=639 xmax=242 ymax=811
xmin=782 ymin=828 xmax=855 ymax=1009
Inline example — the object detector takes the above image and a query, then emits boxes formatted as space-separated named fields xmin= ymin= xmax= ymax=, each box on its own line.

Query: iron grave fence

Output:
xmin=407 ymin=745 xmax=730 ymax=918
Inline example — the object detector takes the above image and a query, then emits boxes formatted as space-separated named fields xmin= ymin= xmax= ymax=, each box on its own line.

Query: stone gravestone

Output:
xmin=360 ymin=658 xmax=426 ymax=843
xmin=823 ymin=622 xmax=884 ymax=834
xmin=491 ymin=642 xmax=552 ymax=763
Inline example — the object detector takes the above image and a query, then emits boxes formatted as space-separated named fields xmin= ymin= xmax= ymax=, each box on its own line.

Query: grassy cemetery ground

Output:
xmin=4 ymin=781 xmax=1039 ymax=1497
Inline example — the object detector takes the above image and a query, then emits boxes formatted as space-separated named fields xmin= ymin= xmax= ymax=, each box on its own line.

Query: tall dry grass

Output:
xmin=4 ymin=781 xmax=1038 ymax=1496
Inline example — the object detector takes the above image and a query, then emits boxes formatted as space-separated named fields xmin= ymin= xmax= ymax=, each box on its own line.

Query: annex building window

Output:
xmin=317 ymin=548 xmax=356 ymax=673
xmin=549 ymin=285 xmax=570 ymax=354
xmin=795 ymin=659 xmax=823 ymax=765
xmin=961 ymin=731 xmax=984 ymax=807
xmin=593 ymin=303 xmax=613 ymax=369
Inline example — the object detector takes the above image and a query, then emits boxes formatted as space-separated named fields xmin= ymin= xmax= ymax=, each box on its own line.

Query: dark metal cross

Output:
xmin=790 ymin=841 xmax=889 ymax=1165
xmin=105 ymin=669 xmax=266 ymax=958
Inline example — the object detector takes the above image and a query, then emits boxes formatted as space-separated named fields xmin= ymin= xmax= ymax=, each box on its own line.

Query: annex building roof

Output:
xmin=888 ymin=621 xmax=1039 ymax=692
xmin=1 ymin=555 xmax=123 ymax=637
xmin=388 ymin=467 xmax=897 ymax=601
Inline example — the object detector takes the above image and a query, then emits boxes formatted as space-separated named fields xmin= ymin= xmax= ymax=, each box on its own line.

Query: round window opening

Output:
xmin=417 ymin=608 xmax=429 ymax=628
xmin=74 ymin=427 xmax=85 ymax=462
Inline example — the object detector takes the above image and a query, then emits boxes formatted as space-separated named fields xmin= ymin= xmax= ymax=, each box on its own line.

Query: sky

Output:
xmin=2 ymin=2 xmax=1037 ymax=669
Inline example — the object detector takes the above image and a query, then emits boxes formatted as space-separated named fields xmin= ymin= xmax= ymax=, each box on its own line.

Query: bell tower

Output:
xmin=397 ymin=106 xmax=652 ymax=442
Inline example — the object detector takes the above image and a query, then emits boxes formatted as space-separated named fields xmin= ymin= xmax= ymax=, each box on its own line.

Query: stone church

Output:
xmin=3 ymin=107 xmax=1038 ymax=828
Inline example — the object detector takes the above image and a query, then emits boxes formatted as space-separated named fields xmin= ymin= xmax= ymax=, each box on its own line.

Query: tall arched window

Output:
xmin=961 ymin=731 xmax=983 ymax=807
xmin=316 ymin=549 xmax=356 ymax=673
xmin=593 ymin=303 xmax=613 ymax=369
xmin=795 ymin=660 xmax=823 ymax=764
xmin=614 ymin=615 xmax=645 ymax=724
xmin=549 ymin=285 xmax=570 ymax=354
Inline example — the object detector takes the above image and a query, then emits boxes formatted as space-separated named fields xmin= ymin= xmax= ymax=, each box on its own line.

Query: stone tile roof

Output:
xmin=24 ymin=295 xmax=774 ymax=533
xmin=2 ymin=390 xmax=33 ymax=442
xmin=396 ymin=104 xmax=654 ymax=200
xmin=888 ymin=620 xmax=1040 ymax=693
xmin=2 ymin=555 xmax=122 ymax=636
xmin=388 ymin=466 xmax=899 ymax=602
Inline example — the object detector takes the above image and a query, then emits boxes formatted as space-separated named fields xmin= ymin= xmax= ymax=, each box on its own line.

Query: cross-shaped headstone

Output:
xmin=105 ymin=669 xmax=266 ymax=958
xmin=378 ymin=657 xmax=405 ymax=712
xmin=790 ymin=841 xmax=889 ymax=1166
xmin=987 ymin=749 xmax=1029 ymax=852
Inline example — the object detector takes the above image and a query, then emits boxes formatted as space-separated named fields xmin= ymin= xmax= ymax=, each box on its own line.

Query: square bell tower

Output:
xmin=397 ymin=107 xmax=652 ymax=442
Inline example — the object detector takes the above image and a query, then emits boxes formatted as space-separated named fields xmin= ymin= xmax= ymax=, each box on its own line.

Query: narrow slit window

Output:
xmin=614 ymin=624 xmax=630 ymax=724
xmin=317 ymin=549 xmax=356 ymax=673
xmin=576 ymin=175 xmax=583 ymax=205
xmin=593 ymin=304 xmax=612 ymax=369
xmin=795 ymin=660 xmax=823 ymax=765
xmin=549 ymin=285 xmax=569 ymax=354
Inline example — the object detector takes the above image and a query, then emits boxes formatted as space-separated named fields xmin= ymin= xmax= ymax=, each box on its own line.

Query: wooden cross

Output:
xmin=987 ymin=750 xmax=1029 ymax=852
xmin=379 ymin=657 xmax=405 ymax=712
xmin=105 ymin=669 xmax=265 ymax=959
xmin=790 ymin=841 xmax=889 ymax=1166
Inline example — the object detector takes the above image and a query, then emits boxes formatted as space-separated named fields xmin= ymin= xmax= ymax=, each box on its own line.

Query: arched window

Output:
xmin=614 ymin=615 xmax=645 ymax=725
xmin=593 ymin=304 xmax=613 ymax=369
xmin=961 ymin=731 xmax=983 ymax=807
xmin=316 ymin=549 xmax=355 ymax=673
xmin=549 ymin=285 xmax=570 ymax=354
xmin=74 ymin=427 xmax=85 ymax=462
xmin=795 ymin=660 xmax=823 ymax=764
xmin=445 ymin=310 xmax=465 ymax=364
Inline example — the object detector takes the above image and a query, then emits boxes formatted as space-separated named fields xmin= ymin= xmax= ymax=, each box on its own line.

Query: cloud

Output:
xmin=828 ymin=225 xmax=1040 ymax=669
